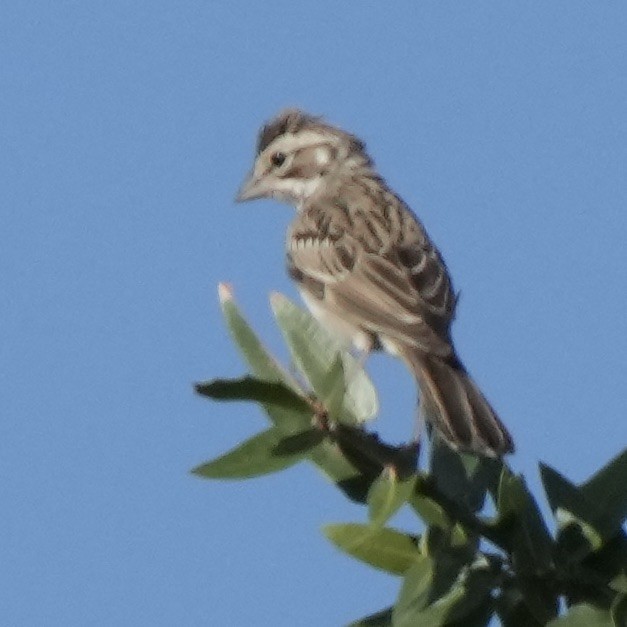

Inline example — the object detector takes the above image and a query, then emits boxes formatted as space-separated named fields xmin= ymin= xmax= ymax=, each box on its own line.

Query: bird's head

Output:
xmin=236 ymin=109 xmax=372 ymax=209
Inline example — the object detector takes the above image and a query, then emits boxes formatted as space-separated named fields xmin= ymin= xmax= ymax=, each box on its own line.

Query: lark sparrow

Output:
xmin=236 ymin=109 xmax=514 ymax=457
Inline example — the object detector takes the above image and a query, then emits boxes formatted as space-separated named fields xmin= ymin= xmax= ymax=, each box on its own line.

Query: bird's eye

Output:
xmin=271 ymin=152 xmax=286 ymax=167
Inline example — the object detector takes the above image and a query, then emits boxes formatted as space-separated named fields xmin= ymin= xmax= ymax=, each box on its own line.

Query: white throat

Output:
xmin=273 ymin=175 xmax=324 ymax=211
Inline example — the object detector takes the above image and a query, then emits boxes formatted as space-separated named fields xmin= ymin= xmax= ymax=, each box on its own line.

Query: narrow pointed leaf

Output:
xmin=410 ymin=474 xmax=487 ymax=548
xmin=430 ymin=438 xmax=501 ymax=513
xmin=271 ymin=293 xmax=378 ymax=424
xmin=272 ymin=428 xmax=324 ymax=455
xmin=335 ymin=426 xmax=418 ymax=478
xmin=321 ymin=354 xmax=347 ymax=421
xmin=367 ymin=468 xmax=416 ymax=528
xmin=448 ymin=558 xmax=499 ymax=627
xmin=323 ymin=523 xmax=420 ymax=575
xmin=217 ymin=285 xmax=367 ymax=500
xmin=438 ymin=557 xmax=498 ymax=624
xmin=219 ymin=284 xmax=299 ymax=388
xmin=580 ymin=449 xmax=627 ymax=537
xmin=192 ymin=427 xmax=313 ymax=479
xmin=540 ymin=462 xmax=605 ymax=558
xmin=496 ymin=468 xmax=554 ymax=573
xmin=393 ymin=556 xmax=436 ymax=626
xmin=218 ymin=286 xmax=311 ymax=434
xmin=394 ymin=554 xmax=497 ymax=627
xmin=195 ymin=376 xmax=311 ymax=413
xmin=410 ymin=474 xmax=454 ymax=530
xmin=541 ymin=462 xmax=590 ymax=521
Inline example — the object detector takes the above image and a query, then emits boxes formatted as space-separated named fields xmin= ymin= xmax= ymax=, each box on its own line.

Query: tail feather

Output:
xmin=408 ymin=352 xmax=514 ymax=457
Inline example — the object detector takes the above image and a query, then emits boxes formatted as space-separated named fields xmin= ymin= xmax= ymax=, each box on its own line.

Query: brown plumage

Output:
xmin=237 ymin=109 xmax=514 ymax=457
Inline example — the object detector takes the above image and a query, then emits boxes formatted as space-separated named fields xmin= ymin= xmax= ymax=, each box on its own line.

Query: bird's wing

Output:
xmin=287 ymin=200 xmax=456 ymax=358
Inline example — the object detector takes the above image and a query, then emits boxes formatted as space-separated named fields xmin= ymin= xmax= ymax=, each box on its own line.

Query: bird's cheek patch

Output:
xmin=314 ymin=146 xmax=331 ymax=167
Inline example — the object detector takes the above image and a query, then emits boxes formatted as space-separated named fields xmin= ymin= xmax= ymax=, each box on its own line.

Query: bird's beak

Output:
xmin=235 ymin=173 xmax=265 ymax=203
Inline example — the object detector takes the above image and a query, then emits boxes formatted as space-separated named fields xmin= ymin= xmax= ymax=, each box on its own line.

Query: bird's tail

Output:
xmin=406 ymin=351 xmax=514 ymax=457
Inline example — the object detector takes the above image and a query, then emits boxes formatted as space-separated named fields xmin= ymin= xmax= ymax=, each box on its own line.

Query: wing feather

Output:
xmin=287 ymin=196 xmax=456 ymax=358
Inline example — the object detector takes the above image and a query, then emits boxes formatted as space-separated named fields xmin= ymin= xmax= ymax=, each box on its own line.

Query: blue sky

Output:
xmin=2 ymin=3 xmax=626 ymax=625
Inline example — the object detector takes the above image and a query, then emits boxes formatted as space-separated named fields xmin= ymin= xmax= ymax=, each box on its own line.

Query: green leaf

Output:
xmin=442 ymin=557 xmax=498 ymax=624
xmin=346 ymin=607 xmax=393 ymax=627
xmin=192 ymin=427 xmax=314 ymax=479
xmin=546 ymin=603 xmax=614 ymax=626
xmin=410 ymin=490 xmax=452 ymax=530
xmin=568 ymin=534 xmax=627 ymax=609
xmin=367 ymin=468 xmax=416 ymax=528
xmin=393 ymin=553 xmax=496 ymax=627
xmin=611 ymin=593 xmax=627 ymax=627
xmin=272 ymin=428 xmax=324 ymax=455
xmin=410 ymin=470 xmax=495 ymax=549
xmin=219 ymin=284 xmax=299 ymax=388
xmin=195 ymin=376 xmax=311 ymax=413
xmin=323 ymin=523 xmax=420 ymax=575
xmin=334 ymin=426 xmax=418 ymax=477
xmin=430 ymin=437 xmax=501 ymax=513
xmin=321 ymin=354 xmax=347 ymax=419
xmin=496 ymin=468 xmax=555 ymax=574
xmin=218 ymin=285 xmax=311 ymax=434
xmin=271 ymin=293 xmax=378 ymax=425
xmin=393 ymin=556 xmax=439 ymax=626
xmin=217 ymin=285 xmax=368 ymax=501
xmin=540 ymin=463 xmax=605 ymax=559
xmin=580 ymin=449 xmax=627 ymax=538
xmin=541 ymin=454 xmax=627 ymax=587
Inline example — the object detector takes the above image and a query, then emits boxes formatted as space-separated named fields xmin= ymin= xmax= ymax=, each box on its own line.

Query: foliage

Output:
xmin=194 ymin=283 xmax=627 ymax=626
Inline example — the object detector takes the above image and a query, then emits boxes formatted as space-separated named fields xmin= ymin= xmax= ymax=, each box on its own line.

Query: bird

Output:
xmin=236 ymin=109 xmax=514 ymax=457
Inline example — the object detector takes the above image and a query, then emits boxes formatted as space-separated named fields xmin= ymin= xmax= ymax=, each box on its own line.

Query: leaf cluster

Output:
xmin=195 ymin=284 xmax=627 ymax=626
